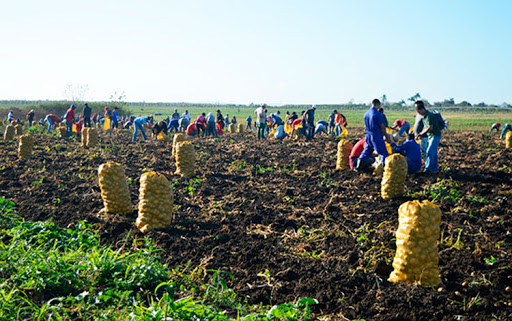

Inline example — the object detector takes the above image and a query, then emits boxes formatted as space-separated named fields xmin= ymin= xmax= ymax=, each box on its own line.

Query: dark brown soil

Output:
xmin=1 ymin=127 xmax=511 ymax=320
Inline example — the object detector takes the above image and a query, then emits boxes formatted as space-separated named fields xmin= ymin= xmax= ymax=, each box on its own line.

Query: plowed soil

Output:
xmin=1 ymin=127 xmax=511 ymax=320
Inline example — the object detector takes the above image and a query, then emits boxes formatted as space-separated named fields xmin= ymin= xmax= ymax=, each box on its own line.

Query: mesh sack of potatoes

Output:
xmin=381 ymin=153 xmax=408 ymax=199
xmin=238 ymin=123 xmax=244 ymax=133
xmin=506 ymin=131 xmax=512 ymax=149
xmin=175 ymin=141 xmax=195 ymax=178
xmin=228 ymin=123 xmax=236 ymax=134
xmin=388 ymin=200 xmax=442 ymax=286
xmin=14 ymin=124 xmax=23 ymax=136
xmin=4 ymin=125 xmax=15 ymax=141
xmin=136 ymin=172 xmax=174 ymax=233
xmin=171 ymin=133 xmax=187 ymax=159
xmin=157 ymin=132 xmax=169 ymax=141
xmin=81 ymin=128 xmax=89 ymax=147
xmin=87 ymin=128 xmax=98 ymax=147
xmin=18 ymin=134 xmax=34 ymax=159
xmin=58 ymin=127 xmax=67 ymax=138
xmin=98 ymin=161 xmax=132 ymax=215
xmin=335 ymin=139 xmax=353 ymax=170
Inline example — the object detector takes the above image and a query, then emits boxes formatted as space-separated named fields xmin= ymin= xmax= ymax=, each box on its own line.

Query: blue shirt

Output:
xmin=364 ymin=107 xmax=385 ymax=134
xmin=112 ymin=111 xmax=118 ymax=122
xmin=314 ymin=124 xmax=327 ymax=135
xmin=317 ymin=120 xmax=328 ymax=127
xmin=392 ymin=140 xmax=422 ymax=173
xmin=272 ymin=114 xmax=284 ymax=126
xmin=134 ymin=117 xmax=147 ymax=125
xmin=274 ymin=125 xmax=287 ymax=139
xmin=247 ymin=116 xmax=252 ymax=123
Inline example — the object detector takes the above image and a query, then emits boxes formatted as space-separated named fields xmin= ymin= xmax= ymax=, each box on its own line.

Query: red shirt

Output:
xmin=66 ymin=108 xmax=75 ymax=122
xmin=196 ymin=115 xmax=205 ymax=126
xmin=350 ymin=138 xmax=366 ymax=158
xmin=393 ymin=119 xmax=407 ymax=128
xmin=75 ymin=121 xmax=83 ymax=132
xmin=292 ymin=118 xmax=302 ymax=129
xmin=47 ymin=114 xmax=60 ymax=123
xmin=186 ymin=123 xmax=197 ymax=135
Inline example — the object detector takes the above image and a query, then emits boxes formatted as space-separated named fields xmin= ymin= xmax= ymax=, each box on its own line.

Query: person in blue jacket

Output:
xmin=391 ymin=133 xmax=422 ymax=173
xmin=357 ymin=99 xmax=392 ymax=171
xmin=132 ymin=116 xmax=152 ymax=142
xmin=500 ymin=123 xmax=511 ymax=139
xmin=246 ymin=115 xmax=252 ymax=130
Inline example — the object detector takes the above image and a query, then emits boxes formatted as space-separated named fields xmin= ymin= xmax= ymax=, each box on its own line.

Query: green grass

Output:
xmin=124 ymin=105 xmax=512 ymax=131
xmin=0 ymin=197 xmax=316 ymax=320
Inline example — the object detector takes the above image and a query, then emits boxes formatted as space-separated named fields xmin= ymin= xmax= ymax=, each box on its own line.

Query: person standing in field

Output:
xmin=111 ymin=107 xmax=120 ymax=133
xmin=357 ymin=99 xmax=392 ymax=171
xmin=413 ymin=111 xmax=428 ymax=158
xmin=328 ymin=110 xmax=336 ymax=136
xmin=303 ymin=105 xmax=317 ymax=140
xmin=390 ymin=119 xmax=411 ymax=141
xmin=64 ymin=104 xmax=76 ymax=138
xmin=8 ymin=109 xmax=14 ymax=123
xmin=132 ymin=116 xmax=152 ymax=142
xmin=172 ymin=109 xmax=180 ymax=120
xmin=216 ymin=110 xmax=224 ymax=135
xmin=415 ymin=100 xmax=442 ymax=172
xmin=255 ymin=104 xmax=267 ymax=140
xmin=180 ymin=110 xmax=191 ymax=132
xmin=378 ymin=107 xmax=389 ymax=128
xmin=83 ymin=103 xmax=92 ymax=127
xmin=205 ymin=112 xmax=218 ymax=137
xmin=196 ymin=112 xmax=206 ymax=137
xmin=246 ymin=115 xmax=252 ymax=130
xmin=26 ymin=109 xmax=35 ymax=127
xmin=392 ymin=133 xmax=422 ymax=173
xmin=490 ymin=123 xmax=501 ymax=134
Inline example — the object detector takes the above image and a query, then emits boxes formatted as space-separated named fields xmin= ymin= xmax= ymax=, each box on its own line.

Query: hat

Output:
xmin=312 ymin=105 xmax=317 ymax=109
xmin=71 ymin=104 xmax=76 ymax=108
xmin=84 ymin=103 xmax=89 ymax=106
xmin=333 ymin=109 xmax=337 ymax=113
xmin=30 ymin=109 xmax=34 ymax=112
xmin=216 ymin=109 xmax=221 ymax=112
xmin=105 ymin=106 xmax=108 ymax=110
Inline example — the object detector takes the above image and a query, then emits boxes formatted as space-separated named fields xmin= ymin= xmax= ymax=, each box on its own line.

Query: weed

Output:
xmin=429 ymin=178 xmax=462 ymax=203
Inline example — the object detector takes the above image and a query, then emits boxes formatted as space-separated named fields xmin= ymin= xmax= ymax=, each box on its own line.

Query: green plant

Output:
xmin=429 ymin=178 xmax=462 ymax=203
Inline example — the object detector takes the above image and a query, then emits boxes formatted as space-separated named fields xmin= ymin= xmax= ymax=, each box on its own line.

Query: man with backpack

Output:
xmin=415 ymin=100 xmax=442 ymax=172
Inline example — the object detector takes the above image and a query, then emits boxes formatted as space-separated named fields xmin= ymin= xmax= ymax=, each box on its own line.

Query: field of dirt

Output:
xmin=1 ymin=126 xmax=511 ymax=320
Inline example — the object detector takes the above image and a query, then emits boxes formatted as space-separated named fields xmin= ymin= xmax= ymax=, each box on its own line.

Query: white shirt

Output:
xmin=182 ymin=113 xmax=191 ymax=121
xmin=255 ymin=107 xmax=266 ymax=124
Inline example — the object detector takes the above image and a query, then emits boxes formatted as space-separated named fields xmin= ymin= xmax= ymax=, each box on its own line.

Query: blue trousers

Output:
xmin=425 ymin=135 xmax=441 ymax=172
xmin=132 ymin=122 xmax=147 ymax=141
xmin=359 ymin=133 xmax=389 ymax=165
xmin=420 ymin=136 xmax=428 ymax=159
xmin=66 ymin=121 xmax=73 ymax=138
xmin=46 ymin=118 xmax=53 ymax=133
xmin=398 ymin=123 xmax=411 ymax=137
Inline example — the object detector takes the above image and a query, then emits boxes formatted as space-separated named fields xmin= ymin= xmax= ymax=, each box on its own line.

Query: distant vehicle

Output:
xmin=155 ymin=111 xmax=162 ymax=116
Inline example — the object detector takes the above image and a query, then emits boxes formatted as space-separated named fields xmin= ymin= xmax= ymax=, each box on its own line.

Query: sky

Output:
xmin=1 ymin=0 xmax=511 ymax=105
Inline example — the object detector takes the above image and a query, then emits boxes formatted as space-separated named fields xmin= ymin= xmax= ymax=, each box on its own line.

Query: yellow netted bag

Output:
xmin=14 ymin=124 xmax=23 ymax=136
xmin=58 ymin=127 xmax=67 ymax=138
xmin=175 ymin=141 xmax=195 ymax=178
xmin=157 ymin=132 xmax=169 ymax=141
xmin=18 ymin=134 xmax=34 ymax=159
xmin=238 ymin=123 xmax=244 ymax=133
xmin=4 ymin=125 xmax=15 ymax=141
xmin=81 ymin=128 xmax=89 ymax=147
xmin=228 ymin=123 xmax=236 ymax=134
xmin=381 ymin=154 xmax=408 ymax=199
xmin=172 ymin=133 xmax=187 ymax=159
xmin=506 ymin=131 xmax=512 ymax=149
xmin=98 ymin=162 xmax=132 ymax=215
xmin=87 ymin=129 xmax=98 ymax=147
xmin=336 ymin=139 xmax=353 ymax=170
xmin=136 ymin=172 xmax=174 ymax=233
xmin=389 ymin=200 xmax=442 ymax=286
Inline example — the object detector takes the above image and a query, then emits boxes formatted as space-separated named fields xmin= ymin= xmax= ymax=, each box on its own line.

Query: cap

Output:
xmin=312 ymin=105 xmax=317 ymax=109
xmin=105 ymin=106 xmax=108 ymax=110
xmin=71 ymin=104 xmax=76 ymax=108
xmin=333 ymin=109 xmax=337 ymax=113
xmin=84 ymin=103 xmax=89 ymax=106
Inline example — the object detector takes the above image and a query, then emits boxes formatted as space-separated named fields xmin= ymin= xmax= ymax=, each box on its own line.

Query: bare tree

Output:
xmin=64 ymin=84 xmax=90 ymax=103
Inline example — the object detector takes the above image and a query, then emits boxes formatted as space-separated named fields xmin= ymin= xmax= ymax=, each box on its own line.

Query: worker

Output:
xmin=231 ymin=115 xmax=237 ymax=127
xmin=246 ymin=115 xmax=252 ymax=130
xmin=205 ymin=112 xmax=218 ymax=137
xmin=314 ymin=122 xmax=328 ymax=136
xmin=152 ymin=121 xmax=168 ymax=137
xmin=26 ymin=109 xmax=35 ymax=127
xmin=64 ymin=104 xmax=76 ymax=138
xmin=44 ymin=114 xmax=60 ymax=133
xmin=171 ymin=109 xmax=180 ymax=120
xmin=75 ymin=118 xmax=83 ymax=139
xmin=274 ymin=124 xmax=288 ymax=140
xmin=303 ymin=105 xmax=316 ymax=140
xmin=186 ymin=122 xmax=198 ymax=136
xmin=378 ymin=107 xmax=389 ymax=128
xmin=490 ymin=123 xmax=501 ymax=134
xmin=349 ymin=138 xmax=371 ymax=170
xmin=357 ymin=99 xmax=392 ymax=171
xmin=271 ymin=112 xmax=284 ymax=127
xmin=413 ymin=111 xmax=428 ymax=158
xmin=500 ymin=124 xmax=512 ymax=139
xmin=196 ymin=113 xmax=206 ymax=137
xmin=390 ymin=119 xmax=411 ymax=141
xmin=7 ymin=109 xmax=14 ymax=123
xmin=180 ymin=110 xmax=191 ymax=132
xmin=224 ymin=114 xmax=230 ymax=128
xmin=83 ymin=103 xmax=92 ymax=127
xmin=328 ymin=110 xmax=336 ymax=136
xmin=255 ymin=104 xmax=267 ymax=140
xmin=216 ymin=110 xmax=224 ymax=135
xmin=132 ymin=116 xmax=152 ymax=142
xmin=392 ymin=133 xmax=422 ymax=173
xmin=415 ymin=100 xmax=442 ymax=172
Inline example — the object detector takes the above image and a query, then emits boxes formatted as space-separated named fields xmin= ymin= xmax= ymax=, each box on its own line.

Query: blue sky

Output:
xmin=1 ymin=0 xmax=510 ymax=105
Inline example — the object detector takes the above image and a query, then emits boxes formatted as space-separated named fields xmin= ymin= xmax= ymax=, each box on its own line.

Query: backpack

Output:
xmin=432 ymin=110 xmax=445 ymax=130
